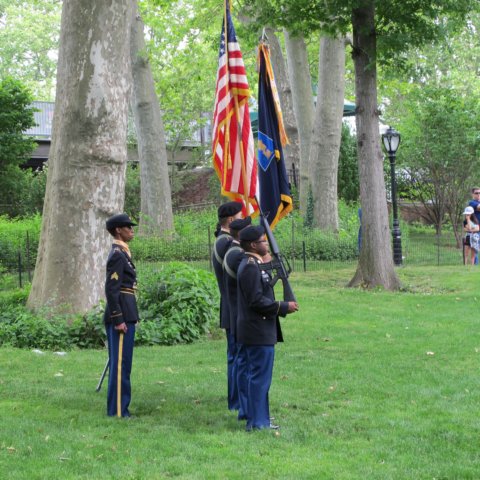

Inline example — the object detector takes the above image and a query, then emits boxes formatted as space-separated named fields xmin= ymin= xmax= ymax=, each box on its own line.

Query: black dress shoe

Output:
xmin=247 ymin=423 xmax=280 ymax=431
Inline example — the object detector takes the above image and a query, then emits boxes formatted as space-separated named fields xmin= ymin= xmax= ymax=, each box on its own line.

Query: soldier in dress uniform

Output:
xmin=237 ymin=225 xmax=298 ymax=431
xmin=104 ymin=213 xmax=139 ymax=418
xmin=212 ymin=201 xmax=243 ymax=411
xmin=223 ymin=216 xmax=252 ymax=420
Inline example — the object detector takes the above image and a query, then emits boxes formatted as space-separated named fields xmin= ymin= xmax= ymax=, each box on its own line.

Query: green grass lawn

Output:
xmin=1 ymin=265 xmax=480 ymax=479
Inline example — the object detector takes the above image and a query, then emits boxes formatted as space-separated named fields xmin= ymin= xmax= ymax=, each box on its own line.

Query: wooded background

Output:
xmin=0 ymin=0 xmax=479 ymax=312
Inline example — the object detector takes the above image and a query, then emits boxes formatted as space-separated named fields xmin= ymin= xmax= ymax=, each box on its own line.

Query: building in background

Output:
xmin=24 ymin=101 xmax=212 ymax=170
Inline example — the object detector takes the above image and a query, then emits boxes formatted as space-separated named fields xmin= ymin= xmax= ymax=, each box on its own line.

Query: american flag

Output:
xmin=212 ymin=1 xmax=258 ymax=214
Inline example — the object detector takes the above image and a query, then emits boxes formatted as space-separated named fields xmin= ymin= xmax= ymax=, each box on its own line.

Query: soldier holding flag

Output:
xmin=212 ymin=2 xmax=299 ymax=430
xmin=237 ymin=225 xmax=298 ymax=430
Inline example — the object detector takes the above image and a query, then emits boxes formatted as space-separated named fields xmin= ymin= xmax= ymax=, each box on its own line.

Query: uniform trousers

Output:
xmin=245 ymin=345 xmax=275 ymax=430
xmin=226 ymin=330 xmax=240 ymax=410
xmin=236 ymin=343 xmax=249 ymax=420
xmin=106 ymin=323 xmax=136 ymax=417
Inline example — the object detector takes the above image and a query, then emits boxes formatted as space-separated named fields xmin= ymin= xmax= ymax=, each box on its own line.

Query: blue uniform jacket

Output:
xmin=212 ymin=232 xmax=233 ymax=329
xmin=103 ymin=245 xmax=139 ymax=325
xmin=223 ymin=241 xmax=246 ymax=338
xmin=237 ymin=254 xmax=289 ymax=345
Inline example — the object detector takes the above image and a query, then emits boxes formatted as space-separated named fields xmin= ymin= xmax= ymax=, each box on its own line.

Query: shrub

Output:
xmin=264 ymin=207 xmax=360 ymax=261
xmin=0 ymin=77 xmax=37 ymax=218
xmin=131 ymin=235 xmax=212 ymax=262
xmin=66 ymin=304 xmax=106 ymax=349
xmin=0 ymin=305 xmax=69 ymax=350
xmin=125 ymin=163 xmax=141 ymax=220
xmin=137 ymin=262 xmax=219 ymax=345
xmin=0 ymin=286 xmax=30 ymax=307
xmin=0 ymin=300 xmax=105 ymax=350
xmin=338 ymin=123 xmax=359 ymax=203
xmin=0 ymin=214 xmax=41 ymax=272
xmin=0 ymin=263 xmax=219 ymax=349
xmin=0 ymin=202 xmax=363 ymax=271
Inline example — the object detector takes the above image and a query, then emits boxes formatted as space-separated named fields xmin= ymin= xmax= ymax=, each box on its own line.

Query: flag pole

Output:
xmin=226 ymin=0 xmax=250 ymax=212
xmin=223 ymin=0 xmax=231 ymax=186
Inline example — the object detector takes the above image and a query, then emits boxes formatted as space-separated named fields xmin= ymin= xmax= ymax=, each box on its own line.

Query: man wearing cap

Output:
xmin=223 ymin=216 xmax=252 ymax=421
xmin=469 ymin=187 xmax=480 ymax=225
xmin=104 ymin=213 xmax=139 ymax=417
xmin=212 ymin=201 xmax=244 ymax=411
xmin=237 ymin=225 xmax=298 ymax=431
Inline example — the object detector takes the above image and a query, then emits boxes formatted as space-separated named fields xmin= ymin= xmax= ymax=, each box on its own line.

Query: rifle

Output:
xmin=256 ymin=200 xmax=296 ymax=302
xmin=95 ymin=358 xmax=109 ymax=392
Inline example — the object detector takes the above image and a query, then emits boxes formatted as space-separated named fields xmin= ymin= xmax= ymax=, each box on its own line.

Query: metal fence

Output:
xmin=0 ymin=225 xmax=466 ymax=291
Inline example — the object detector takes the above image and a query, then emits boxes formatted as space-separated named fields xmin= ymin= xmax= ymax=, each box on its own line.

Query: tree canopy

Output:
xmin=142 ymin=0 xmax=260 ymax=155
xmin=0 ymin=0 xmax=60 ymax=100
xmin=0 ymin=77 xmax=36 ymax=214
xmin=241 ymin=0 xmax=474 ymax=58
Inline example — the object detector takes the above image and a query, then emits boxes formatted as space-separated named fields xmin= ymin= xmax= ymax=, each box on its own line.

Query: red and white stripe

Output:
xmin=212 ymin=13 xmax=257 ymax=214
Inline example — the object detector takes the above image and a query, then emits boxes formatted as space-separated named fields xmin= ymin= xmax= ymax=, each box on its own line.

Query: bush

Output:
xmin=338 ymin=123 xmax=359 ymax=203
xmin=266 ymin=206 xmax=360 ymax=261
xmin=66 ymin=304 xmax=107 ymax=349
xmin=0 ymin=202 xmax=363 ymax=271
xmin=0 ymin=214 xmax=41 ymax=272
xmin=0 ymin=263 xmax=219 ymax=350
xmin=0 ymin=306 xmax=70 ymax=350
xmin=0 ymin=77 xmax=37 ymax=218
xmin=0 ymin=286 xmax=30 ymax=307
xmin=0 ymin=299 xmax=105 ymax=350
xmin=131 ymin=235 xmax=212 ymax=262
xmin=125 ymin=163 xmax=141 ymax=220
xmin=136 ymin=262 xmax=219 ymax=345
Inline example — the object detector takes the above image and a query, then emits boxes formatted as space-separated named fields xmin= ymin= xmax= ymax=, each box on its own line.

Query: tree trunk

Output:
xmin=27 ymin=0 xmax=133 ymax=312
xmin=310 ymin=35 xmax=346 ymax=232
xmin=348 ymin=2 xmax=400 ymax=290
xmin=284 ymin=30 xmax=315 ymax=213
xmin=264 ymin=27 xmax=300 ymax=184
xmin=130 ymin=4 xmax=173 ymax=236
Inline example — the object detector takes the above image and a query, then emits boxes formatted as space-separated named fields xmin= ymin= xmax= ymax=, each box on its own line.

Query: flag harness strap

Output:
xmin=223 ymin=246 xmax=243 ymax=279
xmin=213 ymin=234 xmax=231 ymax=265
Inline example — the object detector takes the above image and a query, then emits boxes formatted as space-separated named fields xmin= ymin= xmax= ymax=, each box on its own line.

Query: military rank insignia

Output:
xmin=111 ymin=272 xmax=119 ymax=281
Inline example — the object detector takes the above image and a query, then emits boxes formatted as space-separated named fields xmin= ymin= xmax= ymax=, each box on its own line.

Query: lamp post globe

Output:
xmin=382 ymin=126 xmax=402 ymax=266
xmin=382 ymin=126 xmax=401 ymax=155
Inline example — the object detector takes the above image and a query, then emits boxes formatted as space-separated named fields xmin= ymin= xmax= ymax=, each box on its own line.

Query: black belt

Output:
xmin=120 ymin=288 xmax=136 ymax=295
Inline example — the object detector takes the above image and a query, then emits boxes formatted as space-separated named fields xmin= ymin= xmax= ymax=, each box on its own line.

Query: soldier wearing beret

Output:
xmin=223 ymin=216 xmax=252 ymax=420
xmin=104 ymin=213 xmax=139 ymax=417
xmin=237 ymin=225 xmax=298 ymax=431
xmin=212 ymin=201 xmax=243 ymax=411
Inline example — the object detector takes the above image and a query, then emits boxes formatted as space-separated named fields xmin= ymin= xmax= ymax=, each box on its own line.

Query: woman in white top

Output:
xmin=463 ymin=206 xmax=479 ymax=265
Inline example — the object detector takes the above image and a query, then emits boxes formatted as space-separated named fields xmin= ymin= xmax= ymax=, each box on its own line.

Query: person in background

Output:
xmin=468 ymin=187 xmax=480 ymax=225
xmin=211 ymin=201 xmax=243 ymax=412
xmin=468 ymin=188 xmax=480 ymax=264
xmin=463 ymin=206 xmax=480 ymax=265
xmin=223 ymin=216 xmax=252 ymax=421
xmin=104 ymin=213 xmax=139 ymax=418
xmin=237 ymin=225 xmax=298 ymax=431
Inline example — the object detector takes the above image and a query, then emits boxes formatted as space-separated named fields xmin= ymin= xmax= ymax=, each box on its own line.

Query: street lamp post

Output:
xmin=382 ymin=126 xmax=402 ymax=266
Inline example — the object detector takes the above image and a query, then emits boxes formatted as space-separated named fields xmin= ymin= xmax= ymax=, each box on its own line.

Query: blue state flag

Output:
xmin=257 ymin=43 xmax=293 ymax=228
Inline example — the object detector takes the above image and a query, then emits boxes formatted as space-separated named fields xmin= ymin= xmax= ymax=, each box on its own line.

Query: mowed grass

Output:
xmin=1 ymin=265 xmax=480 ymax=479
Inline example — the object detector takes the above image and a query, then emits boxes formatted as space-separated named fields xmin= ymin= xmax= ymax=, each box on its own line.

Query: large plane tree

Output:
xmin=28 ymin=0 xmax=134 ymax=312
